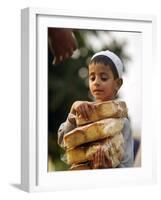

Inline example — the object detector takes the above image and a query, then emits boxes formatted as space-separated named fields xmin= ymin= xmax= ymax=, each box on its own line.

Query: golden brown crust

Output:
xmin=66 ymin=133 xmax=124 ymax=167
xmin=76 ymin=100 xmax=128 ymax=126
xmin=69 ymin=163 xmax=91 ymax=170
xmin=64 ymin=118 xmax=124 ymax=149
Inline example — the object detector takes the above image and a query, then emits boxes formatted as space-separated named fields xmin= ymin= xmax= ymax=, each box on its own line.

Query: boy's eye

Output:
xmin=101 ymin=75 xmax=108 ymax=81
xmin=101 ymin=77 xmax=108 ymax=81
xmin=89 ymin=76 xmax=95 ymax=81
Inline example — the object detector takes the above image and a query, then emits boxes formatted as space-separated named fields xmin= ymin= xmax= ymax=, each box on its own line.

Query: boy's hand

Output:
xmin=70 ymin=101 xmax=96 ymax=121
xmin=91 ymin=147 xmax=110 ymax=169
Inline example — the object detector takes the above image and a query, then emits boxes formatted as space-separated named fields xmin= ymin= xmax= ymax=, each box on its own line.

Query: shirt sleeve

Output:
xmin=57 ymin=118 xmax=76 ymax=148
xmin=118 ymin=117 xmax=134 ymax=168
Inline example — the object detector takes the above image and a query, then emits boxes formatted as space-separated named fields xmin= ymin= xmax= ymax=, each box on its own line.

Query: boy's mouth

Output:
xmin=93 ymin=89 xmax=104 ymax=93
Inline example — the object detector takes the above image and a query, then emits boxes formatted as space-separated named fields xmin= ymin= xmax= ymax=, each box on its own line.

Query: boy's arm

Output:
xmin=57 ymin=114 xmax=76 ymax=148
xmin=118 ymin=118 xmax=134 ymax=167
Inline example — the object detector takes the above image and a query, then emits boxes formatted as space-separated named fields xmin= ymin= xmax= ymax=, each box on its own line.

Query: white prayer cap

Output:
xmin=91 ymin=50 xmax=123 ymax=78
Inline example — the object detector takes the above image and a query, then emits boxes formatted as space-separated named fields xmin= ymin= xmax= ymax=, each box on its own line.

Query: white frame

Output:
xmin=21 ymin=7 xmax=157 ymax=192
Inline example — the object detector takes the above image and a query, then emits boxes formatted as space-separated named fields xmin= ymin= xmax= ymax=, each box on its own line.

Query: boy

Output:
xmin=58 ymin=50 xmax=134 ymax=168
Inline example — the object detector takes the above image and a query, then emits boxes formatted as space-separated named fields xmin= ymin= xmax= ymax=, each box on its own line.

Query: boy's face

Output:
xmin=88 ymin=63 xmax=122 ymax=102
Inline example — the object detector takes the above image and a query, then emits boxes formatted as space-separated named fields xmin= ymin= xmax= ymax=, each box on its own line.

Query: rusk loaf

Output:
xmin=64 ymin=118 xmax=124 ymax=149
xmin=66 ymin=132 xmax=124 ymax=167
xmin=76 ymin=100 xmax=127 ymax=126
xmin=69 ymin=163 xmax=91 ymax=170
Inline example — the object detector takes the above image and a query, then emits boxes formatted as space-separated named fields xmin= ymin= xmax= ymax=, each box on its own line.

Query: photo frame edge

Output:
xmin=21 ymin=7 xmax=157 ymax=192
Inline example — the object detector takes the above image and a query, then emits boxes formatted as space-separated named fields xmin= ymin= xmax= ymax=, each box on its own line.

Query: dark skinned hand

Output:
xmin=48 ymin=28 xmax=77 ymax=64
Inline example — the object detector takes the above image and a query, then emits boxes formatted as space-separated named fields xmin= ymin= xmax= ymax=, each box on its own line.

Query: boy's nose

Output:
xmin=93 ymin=77 xmax=100 ymax=85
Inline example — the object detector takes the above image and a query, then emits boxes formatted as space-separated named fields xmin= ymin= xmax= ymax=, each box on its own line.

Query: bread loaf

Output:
xmin=69 ymin=163 xmax=91 ymax=170
xmin=66 ymin=132 xmax=124 ymax=166
xmin=64 ymin=118 xmax=124 ymax=149
xmin=76 ymin=100 xmax=127 ymax=126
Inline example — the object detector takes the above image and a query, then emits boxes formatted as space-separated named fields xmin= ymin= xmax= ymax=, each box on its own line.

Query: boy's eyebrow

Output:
xmin=89 ymin=72 xmax=95 ymax=76
xmin=100 ymin=72 xmax=108 ymax=75
xmin=89 ymin=72 xmax=108 ymax=76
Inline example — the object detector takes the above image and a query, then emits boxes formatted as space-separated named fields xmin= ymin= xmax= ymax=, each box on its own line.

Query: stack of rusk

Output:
xmin=63 ymin=100 xmax=128 ymax=170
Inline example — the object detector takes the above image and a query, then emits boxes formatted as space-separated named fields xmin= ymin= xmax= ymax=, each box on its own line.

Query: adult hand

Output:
xmin=48 ymin=28 xmax=77 ymax=64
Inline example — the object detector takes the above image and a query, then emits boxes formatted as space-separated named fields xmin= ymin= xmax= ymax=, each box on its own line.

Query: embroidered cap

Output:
xmin=91 ymin=50 xmax=124 ymax=78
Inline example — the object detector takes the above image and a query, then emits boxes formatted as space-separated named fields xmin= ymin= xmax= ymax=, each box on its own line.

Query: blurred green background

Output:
xmin=48 ymin=28 xmax=131 ymax=171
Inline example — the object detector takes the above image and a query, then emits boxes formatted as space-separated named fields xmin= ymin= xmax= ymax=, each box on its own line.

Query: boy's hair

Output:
xmin=89 ymin=55 xmax=119 ymax=79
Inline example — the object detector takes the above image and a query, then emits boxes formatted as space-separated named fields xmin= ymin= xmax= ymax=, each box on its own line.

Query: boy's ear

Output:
xmin=115 ymin=78 xmax=123 ymax=91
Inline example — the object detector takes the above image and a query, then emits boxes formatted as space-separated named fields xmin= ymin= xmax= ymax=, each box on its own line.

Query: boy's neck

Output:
xmin=95 ymin=97 xmax=116 ymax=103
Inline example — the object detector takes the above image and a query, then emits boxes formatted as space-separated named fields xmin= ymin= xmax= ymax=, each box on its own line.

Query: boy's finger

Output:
xmin=92 ymin=154 xmax=97 ymax=169
xmin=77 ymin=107 xmax=82 ymax=117
xmin=83 ymin=104 xmax=90 ymax=120
xmin=100 ymin=149 xmax=104 ymax=166
xmin=94 ymin=153 xmax=99 ymax=169
xmin=78 ymin=106 xmax=88 ymax=120
xmin=98 ymin=148 xmax=102 ymax=168
xmin=89 ymin=104 xmax=97 ymax=113
xmin=96 ymin=150 xmax=99 ymax=167
xmin=102 ymin=152 xmax=106 ymax=167
xmin=99 ymin=148 xmax=105 ymax=168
